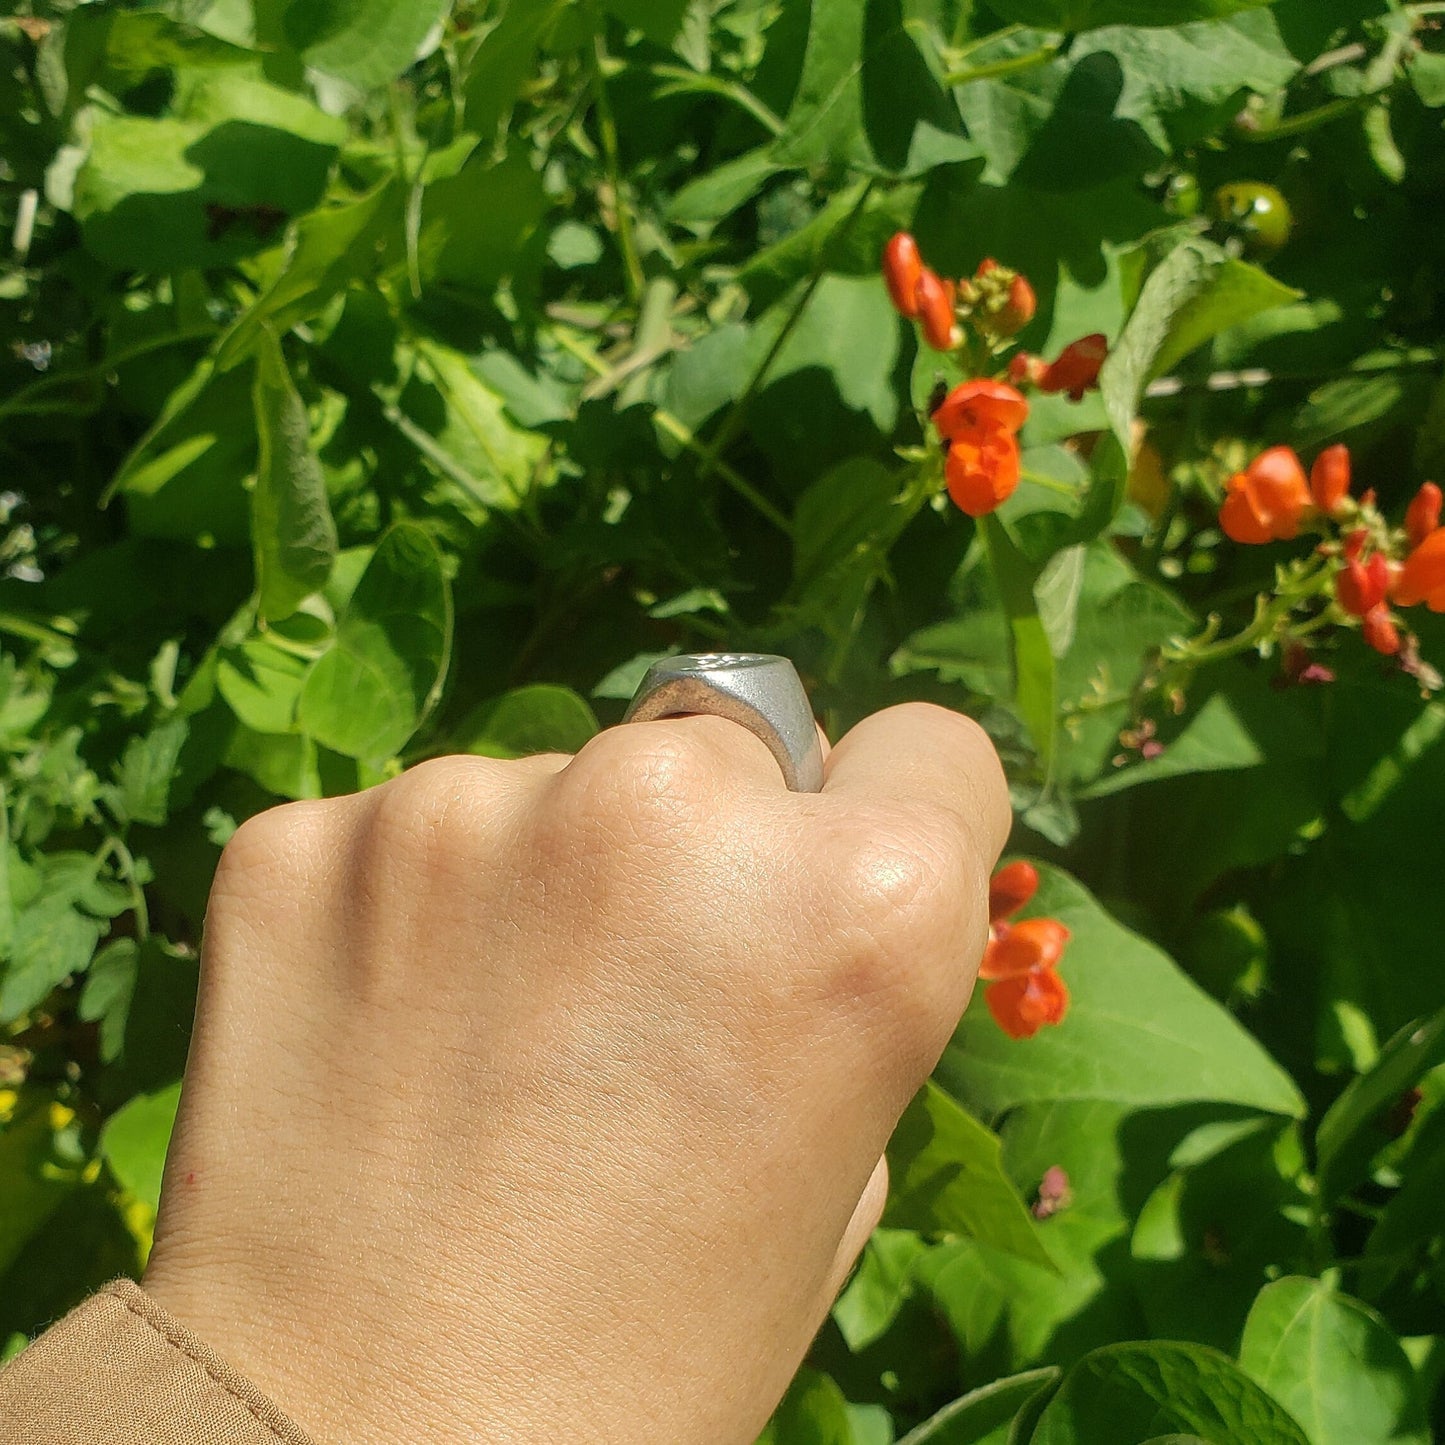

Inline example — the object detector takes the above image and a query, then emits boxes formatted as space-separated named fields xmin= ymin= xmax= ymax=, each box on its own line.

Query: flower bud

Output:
xmin=882 ymin=232 xmax=924 ymax=318
xmin=1008 ymin=352 xmax=1047 ymax=387
xmin=1309 ymin=444 xmax=1351 ymax=516
xmin=1406 ymin=481 xmax=1442 ymax=550
xmin=1361 ymin=603 xmax=1402 ymax=656
xmin=988 ymin=860 xmax=1039 ymax=920
xmin=993 ymin=274 xmax=1037 ymax=337
xmin=915 ymin=268 xmax=957 ymax=351
xmin=1336 ymin=553 xmax=1389 ymax=617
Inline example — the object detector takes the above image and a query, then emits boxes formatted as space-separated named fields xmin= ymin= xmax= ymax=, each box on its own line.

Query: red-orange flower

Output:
xmin=1406 ymin=481 xmax=1442 ymax=550
xmin=988 ymin=859 xmax=1039 ymax=919
xmin=1395 ymin=528 xmax=1445 ymax=611
xmin=933 ymin=379 xmax=1030 ymax=439
xmin=1361 ymin=604 xmax=1402 ymax=656
xmin=993 ymin=274 xmax=1037 ymax=337
xmin=1038 ymin=334 xmax=1107 ymax=401
xmin=1218 ymin=446 xmax=1312 ymax=545
xmin=980 ymin=918 xmax=1071 ymax=980
xmin=1309 ymin=445 xmax=1351 ymax=516
xmin=987 ymin=967 xmax=1070 ymax=1041
xmin=946 ymin=431 xmax=1020 ymax=517
xmin=916 ymin=268 xmax=957 ymax=351
xmin=980 ymin=860 xmax=1070 ymax=1038
xmin=882 ymin=232 xmax=924 ymax=319
xmin=1336 ymin=553 xmax=1389 ymax=617
xmin=934 ymin=379 xmax=1029 ymax=518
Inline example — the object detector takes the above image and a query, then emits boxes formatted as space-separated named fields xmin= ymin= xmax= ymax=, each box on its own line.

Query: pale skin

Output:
xmin=142 ymin=703 xmax=1010 ymax=1444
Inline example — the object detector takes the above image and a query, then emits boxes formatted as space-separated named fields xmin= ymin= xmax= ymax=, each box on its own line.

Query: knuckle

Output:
xmin=365 ymin=755 xmax=491 ymax=857
xmin=827 ymin=804 xmax=971 ymax=944
xmin=556 ymin=726 xmax=720 ymax=835
xmin=814 ymin=806 xmax=987 ymax=1059
xmin=214 ymin=799 xmax=335 ymax=893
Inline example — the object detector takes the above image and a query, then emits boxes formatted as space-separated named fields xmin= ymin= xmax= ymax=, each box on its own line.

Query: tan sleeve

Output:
xmin=0 ymin=1280 xmax=317 ymax=1445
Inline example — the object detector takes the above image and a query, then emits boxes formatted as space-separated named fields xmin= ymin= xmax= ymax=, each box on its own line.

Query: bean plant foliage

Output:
xmin=2 ymin=0 xmax=1444 ymax=1438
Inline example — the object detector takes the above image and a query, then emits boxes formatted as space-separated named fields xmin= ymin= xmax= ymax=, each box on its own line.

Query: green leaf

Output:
xmin=982 ymin=514 xmax=1058 ymax=768
xmin=739 ymin=181 xmax=919 ymax=310
xmin=1076 ymin=691 xmax=1264 ymax=800
xmin=1362 ymin=1106 xmax=1445 ymax=1292
xmin=404 ymin=339 xmax=549 ymax=510
xmin=108 ymin=716 xmax=189 ymax=827
xmin=100 ymin=938 xmax=199 ymax=1102
xmin=832 ymin=1227 xmax=930 ymax=1351
xmin=1101 ymin=238 xmax=1297 ymax=447
xmin=415 ymin=148 xmax=548 ymax=294
xmin=771 ymin=0 xmax=977 ymax=176
xmin=0 ymin=1094 xmax=86 ymax=1277
xmin=216 ymin=636 xmax=312 ymax=734
xmin=100 ymin=1082 xmax=182 ymax=1215
xmin=667 ymin=148 xmax=786 ymax=225
xmin=78 ymin=939 xmax=138 ymax=1065
xmin=885 ymin=1082 xmax=1055 ymax=1270
xmin=897 ymin=1368 xmax=1060 ymax=1444
xmin=1034 ymin=545 xmax=1086 ymax=659
xmin=459 ymin=685 xmax=599 ymax=759
xmin=1409 ymin=50 xmax=1445 ymax=108
xmin=250 ymin=330 xmax=338 ymax=623
xmin=987 ymin=0 xmax=1278 ymax=31
xmin=298 ymin=523 xmax=453 ymax=763
xmin=223 ymin=725 xmax=321 ymax=800
xmin=0 ymin=1184 xmax=142 ymax=1340
xmin=1238 ymin=1278 xmax=1431 ymax=1445
xmin=283 ymin=0 xmax=450 ymax=88
xmin=1315 ymin=1009 xmax=1445 ymax=1205
xmin=463 ymin=0 xmax=569 ymax=139
xmin=938 ymin=867 xmax=1305 ymax=1119
xmin=603 ymin=0 xmax=692 ymax=43
xmin=792 ymin=459 xmax=932 ymax=629
xmin=65 ymin=8 xmax=258 ymax=87
xmin=760 ymin=1369 xmax=857 ymax=1445
xmin=1029 ymin=1341 xmax=1310 ymax=1445
xmin=217 ymin=183 xmax=400 ymax=371
xmin=71 ymin=76 xmax=346 ymax=272
xmin=1 ymin=898 xmax=104 ymax=1023
xmin=1067 ymin=15 xmax=1298 ymax=152
xmin=1129 ymin=1122 xmax=1309 ymax=1352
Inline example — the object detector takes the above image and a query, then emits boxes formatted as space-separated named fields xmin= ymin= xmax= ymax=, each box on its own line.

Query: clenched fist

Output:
xmin=142 ymin=703 xmax=1009 ymax=1444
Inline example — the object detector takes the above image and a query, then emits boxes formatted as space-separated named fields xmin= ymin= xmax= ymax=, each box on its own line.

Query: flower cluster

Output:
xmin=881 ymin=232 xmax=1108 ymax=519
xmin=1218 ymin=443 xmax=1444 ymax=673
xmin=979 ymin=861 xmax=1070 ymax=1040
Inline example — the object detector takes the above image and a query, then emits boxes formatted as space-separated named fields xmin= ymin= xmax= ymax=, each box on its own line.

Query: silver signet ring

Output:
xmin=623 ymin=653 xmax=825 ymax=793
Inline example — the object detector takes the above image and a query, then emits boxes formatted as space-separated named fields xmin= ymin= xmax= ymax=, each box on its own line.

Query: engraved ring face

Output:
xmin=623 ymin=653 xmax=824 ymax=792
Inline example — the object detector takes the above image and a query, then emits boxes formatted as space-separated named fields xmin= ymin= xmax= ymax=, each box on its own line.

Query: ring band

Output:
xmin=624 ymin=653 xmax=825 ymax=793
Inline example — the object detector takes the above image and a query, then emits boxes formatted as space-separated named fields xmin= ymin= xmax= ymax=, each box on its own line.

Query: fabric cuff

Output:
xmin=0 ymin=1279 xmax=318 ymax=1445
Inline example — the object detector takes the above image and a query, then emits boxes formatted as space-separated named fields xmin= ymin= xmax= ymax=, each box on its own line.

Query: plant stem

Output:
xmin=645 ymin=64 xmax=784 ymax=135
xmin=944 ymin=41 xmax=1062 ymax=87
xmin=698 ymin=180 xmax=875 ymax=487
xmin=1237 ymin=94 xmax=1366 ymax=142
xmin=551 ymin=326 xmax=792 ymax=535
xmin=592 ymin=33 xmax=645 ymax=305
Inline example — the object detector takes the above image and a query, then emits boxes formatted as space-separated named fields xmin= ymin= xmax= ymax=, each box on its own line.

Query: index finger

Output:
xmin=821 ymin=703 xmax=1011 ymax=867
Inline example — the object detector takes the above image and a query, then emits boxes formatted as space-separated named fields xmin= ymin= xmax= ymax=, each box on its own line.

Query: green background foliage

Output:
xmin=1 ymin=0 xmax=1443 ymax=1438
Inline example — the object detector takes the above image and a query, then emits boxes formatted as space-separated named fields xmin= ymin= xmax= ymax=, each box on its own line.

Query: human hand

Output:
xmin=141 ymin=703 xmax=1009 ymax=1444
